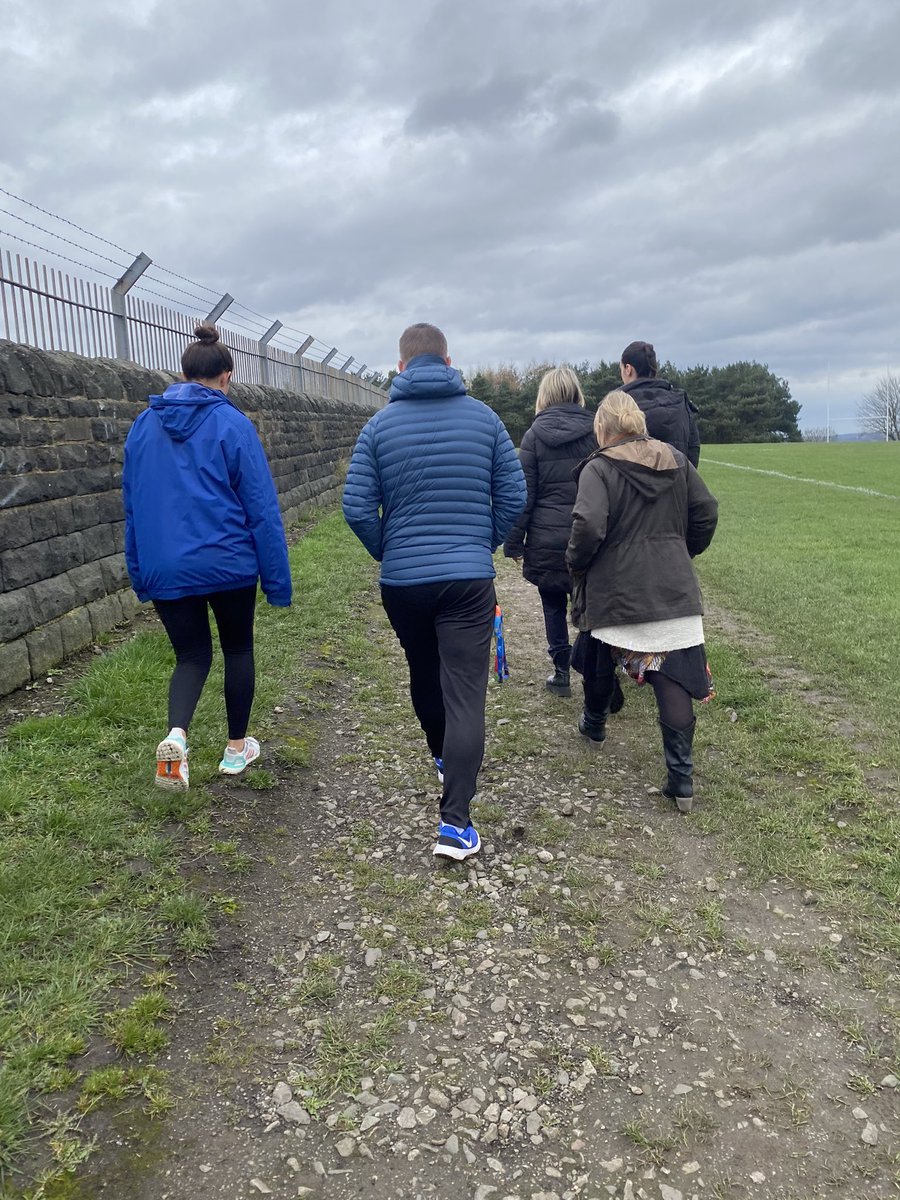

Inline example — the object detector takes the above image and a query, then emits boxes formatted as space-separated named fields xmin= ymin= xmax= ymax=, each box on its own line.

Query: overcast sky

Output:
xmin=2 ymin=0 xmax=899 ymax=429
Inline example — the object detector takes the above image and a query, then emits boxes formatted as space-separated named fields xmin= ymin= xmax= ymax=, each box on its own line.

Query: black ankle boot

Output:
xmin=578 ymin=709 xmax=607 ymax=744
xmin=545 ymin=647 xmax=572 ymax=697
xmin=660 ymin=719 xmax=695 ymax=813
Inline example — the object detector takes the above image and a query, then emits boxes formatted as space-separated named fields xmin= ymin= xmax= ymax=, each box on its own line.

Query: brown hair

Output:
xmin=399 ymin=322 xmax=448 ymax=363
xmin=181 ymin=323 xmax=234 ymax=381
xmin=621 ymin=340 xmax=658 ymax=378
xmin=594 ymin=389 xmax=648 ymax=443
xmin=535 ymin=366 xmax=585 ymax=413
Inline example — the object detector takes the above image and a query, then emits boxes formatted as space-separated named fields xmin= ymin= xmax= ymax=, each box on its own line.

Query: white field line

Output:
xmin=703 ymin=459 xmax=900 ymax=501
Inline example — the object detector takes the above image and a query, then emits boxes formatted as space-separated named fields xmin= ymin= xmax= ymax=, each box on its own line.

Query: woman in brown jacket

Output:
xmin=566 ymin=391 xmax=718 ymax=811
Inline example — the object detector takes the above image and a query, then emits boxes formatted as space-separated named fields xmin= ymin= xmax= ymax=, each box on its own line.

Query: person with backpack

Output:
xmin=342 ymin=322 xmax=525 ymax=861
xmin=619 ymin=341 xmax=701 ymax=466
xmin=123 ymin=324 xmax=291 ymax=791
xmin=503 ymin=367 xmax=596 ymax=697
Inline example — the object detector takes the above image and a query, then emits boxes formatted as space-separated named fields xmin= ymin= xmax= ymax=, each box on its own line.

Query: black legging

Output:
xmin=153 ymin=585 xmax=257 ymax=740
xmin=645 ymin=670 xmax=694 ymax=730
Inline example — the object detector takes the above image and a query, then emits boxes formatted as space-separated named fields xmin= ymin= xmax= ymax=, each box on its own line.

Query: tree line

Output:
xmin=458 ymin=360 xmax=801 ymax=446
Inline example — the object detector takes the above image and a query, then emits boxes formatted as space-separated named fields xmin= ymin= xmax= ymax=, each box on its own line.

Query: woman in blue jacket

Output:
xmin=123 ymin=323 xmax=291 ymax=790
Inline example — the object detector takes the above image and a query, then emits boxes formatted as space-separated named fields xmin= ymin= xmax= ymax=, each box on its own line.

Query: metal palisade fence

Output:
xmin=0 ymin=238 xmax=386 ymax=409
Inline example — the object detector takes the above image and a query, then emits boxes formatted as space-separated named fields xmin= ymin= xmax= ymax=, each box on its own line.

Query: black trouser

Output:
xmin=538 ymin=588 xmax=571 ymax=660
xmin=381 ymin=578 xmax=496 ymax=829
xmin=153 ymin=585 xmax=257 ymax=740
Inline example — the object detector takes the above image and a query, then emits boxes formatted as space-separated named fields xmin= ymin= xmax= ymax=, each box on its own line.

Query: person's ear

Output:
xmin=398 ymin=359 xmax=405 ymax=372
xmin=445 ymin=356 xmax=452 ymax=366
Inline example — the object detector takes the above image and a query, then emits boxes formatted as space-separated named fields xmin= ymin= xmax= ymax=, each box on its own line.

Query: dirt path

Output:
xmin=75 ymin=562 xmax=898 ymax=1200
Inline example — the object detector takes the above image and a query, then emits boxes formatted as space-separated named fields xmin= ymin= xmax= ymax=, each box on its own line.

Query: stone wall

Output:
xmin=0 ymin=341 xmax=379 ymax=696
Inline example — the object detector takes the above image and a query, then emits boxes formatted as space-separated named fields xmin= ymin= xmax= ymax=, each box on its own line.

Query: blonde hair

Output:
xmin=535 ymin=366 xmax=585 ymax=413
xmin=594 ymin=389 xmax=648 ymax=443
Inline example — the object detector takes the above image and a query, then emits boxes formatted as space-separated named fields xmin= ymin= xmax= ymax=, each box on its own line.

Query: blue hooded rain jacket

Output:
xmin=123 ymin=382 xmax=291 ymax=605
xmin=342 ymin=355 xmax=526 ymax=585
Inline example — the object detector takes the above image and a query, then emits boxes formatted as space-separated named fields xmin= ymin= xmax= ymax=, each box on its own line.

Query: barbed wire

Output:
xmin=0 ymin=229 xmax=120 ymax=279
xmin=0 ymin=189 xmax=373 ymax=373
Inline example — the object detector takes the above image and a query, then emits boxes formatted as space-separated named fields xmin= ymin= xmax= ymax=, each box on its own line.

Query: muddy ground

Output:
xmin=62 ymin=563 xmax=898 ymax=1200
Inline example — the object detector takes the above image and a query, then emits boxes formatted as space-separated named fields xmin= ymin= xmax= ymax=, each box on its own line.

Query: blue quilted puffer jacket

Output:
xmin=342 ymin=355 xmax=526 ymax=586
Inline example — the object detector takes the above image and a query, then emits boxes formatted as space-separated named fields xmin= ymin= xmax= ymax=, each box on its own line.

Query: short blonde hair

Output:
xmin=535 ymin=366 xmax=585 ymax=413
xmin=594 ymin=389 xmax=648 ymax=443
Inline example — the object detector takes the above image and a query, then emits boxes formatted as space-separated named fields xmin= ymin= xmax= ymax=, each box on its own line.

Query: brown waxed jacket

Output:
xmin=565 ymin=436 xmax=718 ymax=631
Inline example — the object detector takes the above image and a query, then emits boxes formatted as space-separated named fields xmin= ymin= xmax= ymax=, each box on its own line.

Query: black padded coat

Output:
xmin=621 ymin=377 xmax=701 ymax=466
xmin=503 ymin=404 xmax=597 ymax=592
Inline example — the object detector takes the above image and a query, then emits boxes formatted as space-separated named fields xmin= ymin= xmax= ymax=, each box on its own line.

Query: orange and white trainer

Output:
xmin=155 ymin=730 xmax=189 ymax=791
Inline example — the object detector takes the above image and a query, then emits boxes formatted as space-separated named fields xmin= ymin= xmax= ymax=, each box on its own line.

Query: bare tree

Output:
xmin=857 ymin=372 xmax=900 ymax=441
xmin=802 ymin=426 xmax=838 ymax=442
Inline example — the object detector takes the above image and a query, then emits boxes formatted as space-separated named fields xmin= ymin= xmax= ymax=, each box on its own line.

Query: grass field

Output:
xmin=697 ymin=442 xmax=900 ymax=771
xmin=0 ymin=513 xmax=379 ymax=1194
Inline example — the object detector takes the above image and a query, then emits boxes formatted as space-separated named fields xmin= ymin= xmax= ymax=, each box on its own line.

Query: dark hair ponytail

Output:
xmin=181 ymin=323 xmax=234 ymax=381
xmin=621 ymin=340 xmax=658 ymax=379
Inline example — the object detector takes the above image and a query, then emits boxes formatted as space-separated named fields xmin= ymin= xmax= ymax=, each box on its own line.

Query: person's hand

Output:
xmin=513 ymin=556 xmax=522 ymax=564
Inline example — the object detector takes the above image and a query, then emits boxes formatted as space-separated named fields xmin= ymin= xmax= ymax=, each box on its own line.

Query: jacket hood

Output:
xmin=579 ymin=436 xmax=680 ymax=499
xmin=389 ymin=355 xmax=469 ymax=403
xmin=621 ymin=377 xmax=689 ymax=411
xmin=148 ymin=381 xmax=229 ymax=442
xmin=531 ymin=404 xmax=596 ymax=448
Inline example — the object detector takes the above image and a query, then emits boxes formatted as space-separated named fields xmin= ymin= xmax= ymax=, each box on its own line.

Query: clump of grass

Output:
xmin=105 ymin=990 xmax=173 ymax=1056
xmin=374 ymin=961 xmax=426 ymax=1002
xmin=293 ymin=1014 xmax=400 ymax=1108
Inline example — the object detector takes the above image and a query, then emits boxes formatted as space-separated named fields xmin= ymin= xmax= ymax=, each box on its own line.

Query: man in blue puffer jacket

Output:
xmin=343 ymin=323 xmax=526 ymax=861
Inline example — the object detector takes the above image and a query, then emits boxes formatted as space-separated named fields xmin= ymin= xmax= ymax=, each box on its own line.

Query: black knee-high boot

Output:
xmin=659 ymin=718 xmax=695 ymax=813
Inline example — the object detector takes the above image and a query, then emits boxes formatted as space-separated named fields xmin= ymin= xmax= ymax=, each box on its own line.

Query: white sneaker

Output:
xmin=218 ymin=736 xmax=261 ymax=776
xmin=155 ymin=731 xmax=189 ymax=791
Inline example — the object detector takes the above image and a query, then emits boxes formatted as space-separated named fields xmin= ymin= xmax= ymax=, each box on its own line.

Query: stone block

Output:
xmin=26 ymin=622 xmax=65 ymax=677
xmin=0 ymin=445 xmax=35 ymax=475
xmin=119 ymin=588 xmax=143 ymax=619
xmin=98 ymin=552 xmax=128 ymax=592
xmin=86 ymin=593 xmax=124 ymax=639
xmin=86 ymin=525 xmax=117 ymax=561
xmin=0 ymin=345 xmax=35 ymax=395
xmin=58 ymin=606 xmax=94 ymax=657
xmin=0 ymin=416 xmax=22 ymax=443
xmin=66 ymin=397 xmax=101 ymax=418
xmin=0 ymin=588 xmax=37 ymax=641
xmin=0 ymin=637 xmax=31 ymax=695
xmin=67 ymin=561 xmax=105 ymax=604
xmin=29 ymin=574 xmax=78 ymax=624
xmin=0 ymin=506 xmax=33 ymax=552
xmin=28 ymin=502 xmax=61 ymax=541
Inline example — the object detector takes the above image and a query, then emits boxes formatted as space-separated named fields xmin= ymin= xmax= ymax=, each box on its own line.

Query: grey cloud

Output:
xmin=1 ymin=0 xmax=899 ymax=427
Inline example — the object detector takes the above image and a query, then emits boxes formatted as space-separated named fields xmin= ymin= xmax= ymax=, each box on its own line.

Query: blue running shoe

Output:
xmin=434 ymin=756 xmax=444 ymax=784
xmin=433 ymin=821 xmax=481 ymax=861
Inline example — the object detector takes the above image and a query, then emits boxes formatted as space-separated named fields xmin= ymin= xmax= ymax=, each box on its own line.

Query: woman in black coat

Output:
xmin=503 ymin=367 xmax=597 ymax=696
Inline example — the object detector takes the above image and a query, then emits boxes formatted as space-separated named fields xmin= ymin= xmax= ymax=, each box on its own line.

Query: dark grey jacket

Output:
xmin=566 ymin=436 xmax=718 ymax=630
xmin=503 ymin=404 xmax=597 ymax=592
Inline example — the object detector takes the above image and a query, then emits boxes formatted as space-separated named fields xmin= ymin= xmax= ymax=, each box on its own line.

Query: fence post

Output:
xmin=258 ymin=319 xmax=282 ymax=386
xmin=320 ymin=348 xmax=338 ymax=401
xmin=205 ymin=293 xmax=234 ymax=323
xmin=355 ymin=363 xmax=367 ymax=376
xmin=293 ymin=335 xmax=315 ymax=393
xmin=110 ymin=252 xmax=152 ymax=360
xmin=343 ymin=356 xmax=355 ymax=374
